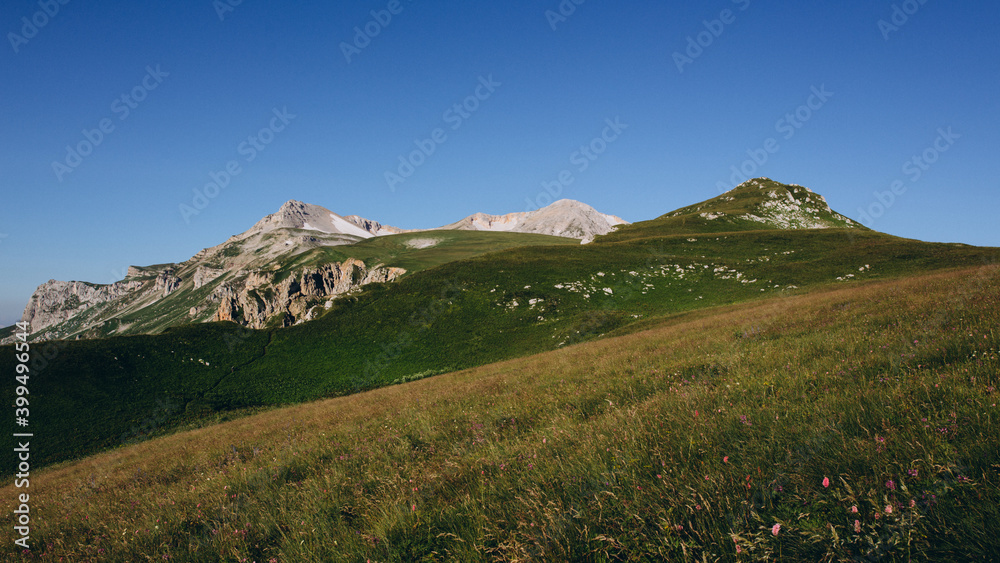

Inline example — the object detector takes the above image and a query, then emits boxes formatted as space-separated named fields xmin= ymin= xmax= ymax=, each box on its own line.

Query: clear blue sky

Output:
xmin=1 ymin=0 xmax=998 ymax=326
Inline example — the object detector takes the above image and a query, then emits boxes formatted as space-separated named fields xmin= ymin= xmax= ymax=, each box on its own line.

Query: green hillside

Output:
xmin=2 ymin=180 xmax=997 ymax=473
xmin=271 ymin=229 xmax=581 ymax=281
xmin=2 ymin=266 xmax=997 ymax=561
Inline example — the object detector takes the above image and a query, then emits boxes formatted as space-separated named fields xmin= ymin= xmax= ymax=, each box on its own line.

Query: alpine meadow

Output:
xmin=2 ymin=2 xmax=999 ymax=562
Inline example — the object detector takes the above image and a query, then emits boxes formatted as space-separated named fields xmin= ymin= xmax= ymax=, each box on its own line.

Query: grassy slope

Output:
xmin=1 ymin=228 xmax=997 ymax=471
xmin=273 ymin=230 xmax=582 ymax=278
xmin=3 ymin=266 xmax=997 ymax=561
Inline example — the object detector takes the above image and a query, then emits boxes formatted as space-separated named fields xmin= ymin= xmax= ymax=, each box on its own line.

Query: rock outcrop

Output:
xmin=20 ymin=279 xmax=145 ymax=335
xmin=212 ymin=258 xmax=405 ymax=328
xmin=154 ymin=269 xmax=182 ymax=297
xmin=193 ymin=266 xmax=224 ymax=289
xmin=342 ymin=215 xmax=407 ymax=236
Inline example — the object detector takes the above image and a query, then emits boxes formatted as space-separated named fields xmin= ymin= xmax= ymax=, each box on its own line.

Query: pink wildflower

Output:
xmin=854 ymin=519 xmax=861 ymax=533
xmin=771 ymin=523 xmax=781 ymax=536
xmin=884 ymin=505 xmax=892 ymax=514
xmin=822 ymin=476 xmax=830 ymax=488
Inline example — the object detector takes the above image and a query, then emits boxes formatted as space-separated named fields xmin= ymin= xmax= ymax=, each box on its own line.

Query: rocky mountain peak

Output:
xmin=242 ymin=201 xmax=399 ymax=240
xmin=342 ymin=215 xmax=407 ymax=236
xmin=662 ymin=178 xmax=859 ymax=231
xmin=439 ymin=198 xmax=628 ymax=242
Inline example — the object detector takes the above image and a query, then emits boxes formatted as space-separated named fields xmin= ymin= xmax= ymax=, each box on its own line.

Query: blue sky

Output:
xmin=1 ymin=0 xmax=998 ymax=326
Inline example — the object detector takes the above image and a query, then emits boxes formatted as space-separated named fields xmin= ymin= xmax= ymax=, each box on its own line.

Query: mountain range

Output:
xmin=6 ymin=198 xmax=626 ymax=343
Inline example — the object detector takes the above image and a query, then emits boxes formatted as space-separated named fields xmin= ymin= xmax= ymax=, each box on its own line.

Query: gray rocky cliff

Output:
xmin=19 ymin=279 xmax=146 ymax=335
xmin=213 ymin=258 xmax=405 ymax=328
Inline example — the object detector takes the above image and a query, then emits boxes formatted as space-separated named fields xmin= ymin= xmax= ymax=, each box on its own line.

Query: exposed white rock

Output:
xmin=404 ymin=238 xmax=441 ymax=249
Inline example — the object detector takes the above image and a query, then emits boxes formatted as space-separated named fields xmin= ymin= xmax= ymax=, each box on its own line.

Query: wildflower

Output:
xmin=884 ymin=505 xmax=892 ymax=514
xmin=736 ymin=543 xmax=742 ymax=553
xmin=854 ymin=519 xmax=861 ymax=533
xmin=885 ymin=480 xmax=896 ymax=490
xmin=771 ymin=523 xmax=781 ymax=536
xmin=909 ymin=499 xmax=916 ymax=508
xmin=723 ymin=456 xmax=729 ymax=463
xmin=908 ymin=468 xmax=919 ymax=477
xmin=850 ymin=505 xmax=858 ymax=513
xmin=822 ymin=477 xmax=830 ymax=488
